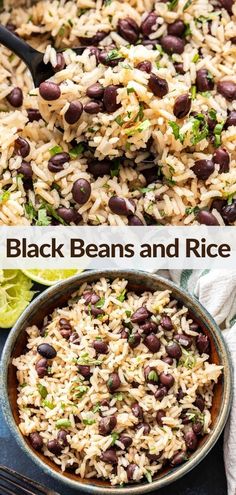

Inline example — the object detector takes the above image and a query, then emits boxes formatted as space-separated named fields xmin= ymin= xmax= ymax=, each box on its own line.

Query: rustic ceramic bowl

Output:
xmin=0 ymin=270 xmax=233 ymax=494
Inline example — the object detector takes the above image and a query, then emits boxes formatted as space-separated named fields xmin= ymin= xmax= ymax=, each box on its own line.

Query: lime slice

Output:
xmin=0 ymin=270 xmax=34 ymax=328
xmin=22 ymin=269 xmax=81 ymax=286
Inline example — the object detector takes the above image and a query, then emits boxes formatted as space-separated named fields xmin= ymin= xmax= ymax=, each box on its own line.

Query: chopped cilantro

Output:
xmin=106 ymin=49 xmax=121 ymax=61
xmin=36 ymin=208 xmax=51 ymax=226
xmin=127 ymin=86 xmax=135 ymax=95
xmin=49 ymin=145 xmax=63 ymax=156
xmin=117 ymin=289 xmax=126 ymax=302
xmin=93 ymin=403 xmax=101 ymax=413
xmin=183 ymin=0 xmax=192 ymax=10
xmin=184 ymin=23 xmax=191 ymax=36
xmin=125 ymin=119 xmax=150 ymax=136
xmin=190 ymin=85 xmax=196 ymax=100
xmin=185 ymin=206 xmax=200 ymax=215
xmin=56 ymin=419 xmax=71 ymax=428
xmin=111 ymin=432 xmax=119 ymax=445
xmin=139 ymin=186 xmax=155 ymax=193
xmin=227 ymin=193 xmax=235 ymax=205
xmin=125 ymin=310 xmax=131 ymax=317
xmin=37 ymin=384 xmax=48 ymax=399
xmin=168 ymin=0 xmax=178 ymax=10
xmin=200 ymin=91 xmax=211 ymax=98
xmin=25 ymin=201 xmax=37 ymax=221
xmin=42 ymin=400 xmax=56 ymax=409
xmin=192 ymin=53 xmax=199 ymax=63
xmin=208 ymin=109 xmax=217 ymax=121
xmin=0 ymin=190 xmax=10 ymax=202
xmin=114 ymin=392 xmax=123 ymax=401
xmin=111 ymin=159 xmax=121 ymax=178
xmin=69 ymin=143 xmax=84 ymax=159
xmin=95 ymin=297 xmax=105 ymax=308
xmin=58 ymin=25 xmax=65 ymax=37
xmin=191 ymin=115 xmax=209 ymax=145
xmin=169 ymin=121 xmax=184 ymax=143
xmin=83 ymin=418 xmax=96 ymax=425
xmin=134 ymin=103 xmax=144 ymax=122
xmin=74 ymin=385 xmax=89 ymax=398
xmin=115 ymin=115 xmax=124 ymax=126
xmin=148 ymin=370 xmax=158 ymax=382
xmin=42 ymin=202 xmax=66 ymax=225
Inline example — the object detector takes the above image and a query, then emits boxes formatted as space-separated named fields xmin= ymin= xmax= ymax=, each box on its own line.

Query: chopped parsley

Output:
xmin=56 ymin=419 xmax=71 ymax=428
xmin=37 ymin=384 xmax=48 ymax=399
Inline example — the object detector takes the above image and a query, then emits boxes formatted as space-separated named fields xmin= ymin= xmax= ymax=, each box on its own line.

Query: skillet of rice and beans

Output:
xmin=13 ymin=278 xmax=222 ymax=485
xmin=0 ymin=0 xmax=236 ymax=226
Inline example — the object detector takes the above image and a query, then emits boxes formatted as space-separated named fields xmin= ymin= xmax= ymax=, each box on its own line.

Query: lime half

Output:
xmin=0 ymin=270 xmax=34 ymax=328
xmin=22 ymin=269 xmax=81 ymax=286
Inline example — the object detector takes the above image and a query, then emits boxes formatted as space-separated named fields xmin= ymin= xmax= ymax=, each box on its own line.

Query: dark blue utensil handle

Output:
xmin=0 ymin=24 xmax=40 ymax=69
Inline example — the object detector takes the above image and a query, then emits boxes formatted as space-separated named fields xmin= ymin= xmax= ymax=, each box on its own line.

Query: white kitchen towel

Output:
xmin=166 ymin=269 xmax=236 ymax=495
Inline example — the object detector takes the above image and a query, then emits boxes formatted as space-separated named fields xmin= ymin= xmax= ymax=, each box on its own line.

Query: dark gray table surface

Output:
xmin=0 ymin=304 xmax=228 ymax=495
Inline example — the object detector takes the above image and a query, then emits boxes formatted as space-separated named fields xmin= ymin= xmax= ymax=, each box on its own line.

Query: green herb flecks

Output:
xmin=213 ymin=121 xmax=225 ymax=147
xmin=192 ymin=53 xmax=199 ymax=63
xmin=35 ymin=208 xmax=51 ymax=226
xmin=183 ymin=0 xmax=192 ymax=10
xmin=117 ymin=289 xmax=126 ymax=302
xmin=148 ymin=370 xmax=159 ymax=382
xmin=191 ymin=115 xmax=209 ymax=145
xmin=42 ymin=400 xmax=56 ymax=409
xmin=69 ymin=143 xmax=84 ymax=159
xmin=83 ymin=418 xmax=96 ymax=425
xmin=169 ymin=121 xmax=184 ymax=143
xmin=145 ymin=471 xmax=153 ymax=483
xmin=74 ymin=385 xmax=89 ymax=398
xmin=227 ymin=193 xmax=235 ymax=205
xmin=49 ymin=145 xmax=63 ymax=156
xmin=95 ymin=297 xmax=105 ymax=308
xmin=114 ymin=392 xmax=123 ymax=401
xmin=115 ymin=115 xmax=124 ymax=126
xmin=208 ymin=109 xmax=217 ymax=121
xmin=0 ymin=190 xmax=10 ymax=203
xmin=111 ymin=158 xmax=121 ymax=178
xmin=56 ymin=419 xmax=71 ymax=428
xmin=190 ymin=85 xmax=196 ymax=100
xmin=37 ymin=384 xmax=48 ymax=399
xmin=185 ymin=206 xmax=200 ymax=215
xmin=111 ymin=432 xmax=119 ymax=445
xmin=168 ymin=0 xmax=178 ymax=10
xmin=93 ymin=403 xmax=101 ymax=413
xmin=125 ymin=119 xmax=151 ymax=137
xmin=106 ymin=49 xmax=121 ymax=61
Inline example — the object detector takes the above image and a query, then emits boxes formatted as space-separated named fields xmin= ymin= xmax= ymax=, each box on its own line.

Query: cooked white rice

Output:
xmin=0 ymin=0 xmax=235 ymax=226
xmin=13 ymin=277 xmax=222 ymax=485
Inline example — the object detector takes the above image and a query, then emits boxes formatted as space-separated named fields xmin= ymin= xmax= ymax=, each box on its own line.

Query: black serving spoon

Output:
xmin=0 ymin=24 xmax=85 ymax=86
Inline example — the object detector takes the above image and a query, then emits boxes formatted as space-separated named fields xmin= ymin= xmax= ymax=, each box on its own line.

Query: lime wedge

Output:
xmin=22 ymin=269 xmax=81 ymax=286
xmin=0 ymin=270 xmax=34 ymax=328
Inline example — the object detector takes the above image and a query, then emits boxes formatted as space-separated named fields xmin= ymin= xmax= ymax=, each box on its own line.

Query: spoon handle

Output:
xmin=0 ymin=24 xmax=39 ymax=69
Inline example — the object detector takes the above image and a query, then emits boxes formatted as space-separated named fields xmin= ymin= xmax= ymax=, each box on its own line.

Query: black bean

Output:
xmin=225 ymin=110 xmax=236 ymax=128
xmin=59 ymin=318 xmax=72 ymax=329
xmin=154 ymin=386 xmax=168 ymax=400
xmin=83 ymin=291 xmax=100 ymax=305
xmin=93 ymin=340 xmax=108 ymax=354
xmin=91 ymin=305 xmax=104 ymax=317
xmin=176 ymin=388 xmax=185 ymax=401
xmin=148 ymin=73 xmax=169 ymax=98
xmin=57 ymin=429 xmax=69 ymax=447
xmin=147 ymin=452 xmax=162 ymax=462
xmin=107 ymin=372 xmax=121 ymax=393
xmin=144 ymin=333 xmax=161 ymax=353
xmin=184 ymin=429 xmax=198 ymax=451
xmin=54 ymin=53 xmax=65 ymax=72
xmin=131 ymin=306 xmax=150 ymax=323
xmin=136 ymin=60 xmax=152 ymax=73
xmin=196 ymin=210 xmax=219 ymax=226
xmin=141 ymin=12 xmax=158 ymax=37
xmin=128 ymin=332 xmax=141 ymax=349
xmin=159 ymin=372 xmax=175 ymax=388
xmin=127 ymin=463 xmax=137 ymax=481
xmin=78 ymin=365 xmax=91 ymax=379
xmin=222 ymin=201 xmax=236 ymax=223
xmin=64 ymin=101 xmax=83 ymax=124
xmin=119 ymin=434 xmax=132 ymax=449
xmin=48 ymin=152 xmax=70 ymax=173
xmin=29 ymin=432 xmax=43 ymax=451
xmin=219 ymin=0 xmax=233 ymax=14
xmin=136 ymin=422 xmax=150 ymax=434
xmin=37 ymin=343 xmax=57 ymax=359
xmin=194 ymin=394 xmax=205 ymax=412
xmin=161 ymin=35 xmax=185 ymax=54
xmin=196 ymin=333 xmax=210 ymax=354
xmin=174 ymin=62 xmax=185 ymax=74
xmin=103 ymin=85 xmax=121 ymax=113
xmin=189 ymin=322 xmax=200 ymax=332
xmin=167 ymin=20 xmax=185 ymax=37
xmin=181 ymin=412 xmax=191 ymax=425
xmin=156 ymin=409 xmax=165 ymax=425
xmin=6 ymin=87 xmax=23 ymax=107
xmin=35 ymin=357 xmax=48 ymax=378
xmin=117 ymin=17 xmax=140 ymax=44
xmin=173 ymin=94 xmax=191 ymax=119
xmin=230 ymin=36 xmax=236 ymax=44
xmin=72 ymin=178 xmax=91 ymax=205
xmin=108 ymin=196 xmax=135 ymax=216
xmin=212 ymin=148 xmax=230 ymax=173
xmin=18 ymin=161 xmax=33 ymax=180
xmin=86 ymin=83 xmax=104 ymax=100
xmin=100 ymin=398 xmax=110 ymax=408
xmin=101 ymin=448 xmax=118 ymax=465
xmin=14 ymin=137 xmax=30 ymax=158
xmin=98 ymin=50 xmax=124 ymax=67
xmin=27 ymin=108 xmax=42 ymax=122
xmin=144 ymin=365 xmax=159 ymax=384
xmin=99 ymin=415 xmax=117 ymax=435
xmin=140 ymin=39 xmax=157 ymax=49
xmin=192 ymin=159 xmax=215 ymax=180
xmin=196 ymin=69 xmax=214 ymax=92
xmin=131 ymin=402 xmax=143 ymax=419
xmin=166 ymin=342 xmax=182 ymax=359
xmin=160 ymin=315 xmax=173 ymax=330
xmin=140 ymin=320 xmax=158 ymax=334
xmin=60 ymin=328 xmax=73 ymax=339
xmin=170 ymin=450 xmax=187 ymax=467
xmin=47 ymin=439 xmax=62 ymax=455
xmin=87 ymin=159 xmax=111 ymax=177
xmin=79 ymin=31 xmax=107 ymax=46
xmin=193 ymin=421 xmax=203 ymax=435
xmin=84 ymin=100 xmax=103 ymax=114
xmin=69 ymin=332 xmax=80 ymax=344
xmin=39 ymin=81 xmax=61 ymax=101
xmin=217 ymin=80 xmax=236 ymax=101
xmin=56 ymin=207 xmax=82 ymax=225
xmin=174 ymin=334 xmax=192 ymax=349
xmin=162 ymin=356 xmax=173 ymax=365
xmin=128 ymin=215 xmax=144 ymax=226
